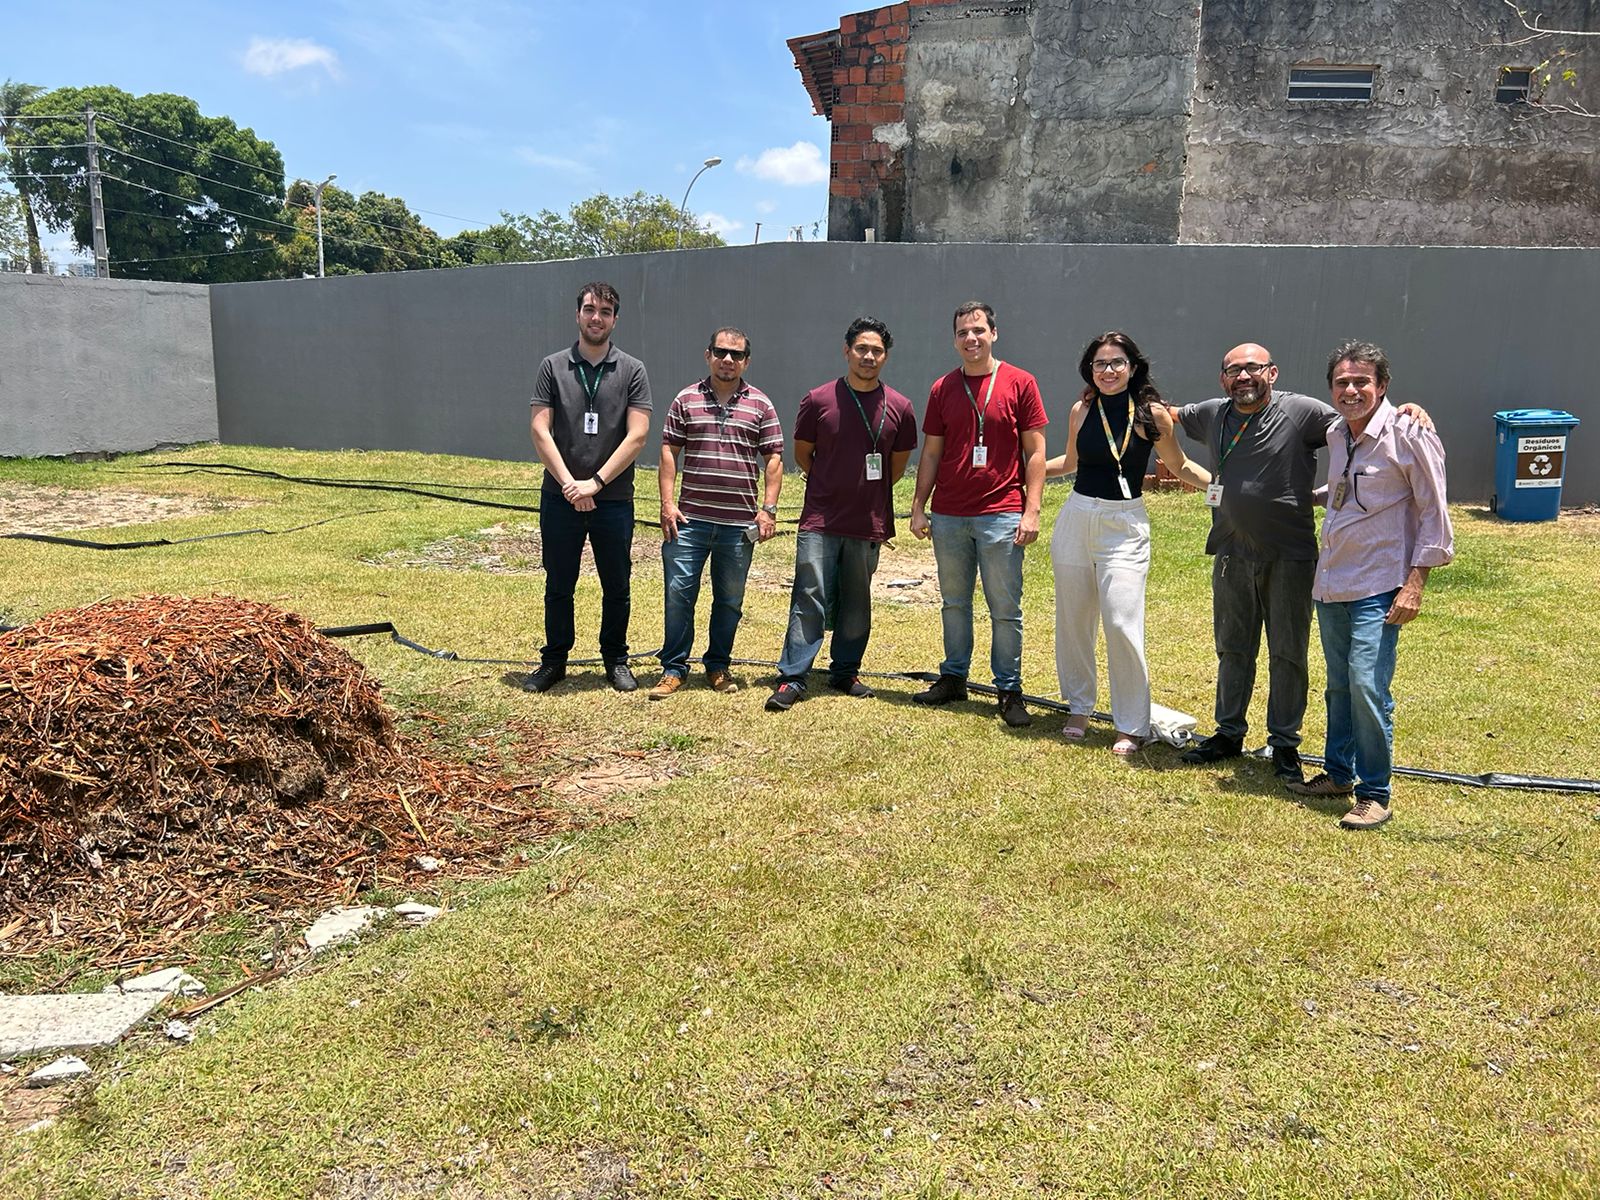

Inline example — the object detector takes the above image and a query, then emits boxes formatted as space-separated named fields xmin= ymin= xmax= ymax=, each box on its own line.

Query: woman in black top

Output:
xmin=1045 ymin=331 xmax=1210 ymax=754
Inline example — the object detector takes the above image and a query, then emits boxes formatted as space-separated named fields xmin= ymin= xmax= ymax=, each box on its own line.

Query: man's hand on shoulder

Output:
xmin=1395 ymin=402 xmax=1435 ymax=433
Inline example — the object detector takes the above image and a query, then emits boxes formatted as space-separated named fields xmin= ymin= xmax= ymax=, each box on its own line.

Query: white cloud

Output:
xmin=243 ymin=36 xmax=341 ymax=79
xmin=754 ymin=199 xmax=778 ymax=215
xmin=699 ymin=212 xmax=743 ymax=238
xmin=514 ymin=147 xmax=592 ymax=176
xmin=736 ymin=142 xmax=828 ymax=187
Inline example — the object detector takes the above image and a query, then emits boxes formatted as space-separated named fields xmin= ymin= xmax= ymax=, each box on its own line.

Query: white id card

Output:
xmin=583 ymin=411 xmax=599 ymax=435
xmin=1205 ymin=482 xmax=1223 ymax=507
xmin=865 ymin=453 xmax=883 ymax=481
xmin=971 ymin=444 xmax=988 ymax=468
xmin=1118 ymin=475 xmax=1133 ymax=500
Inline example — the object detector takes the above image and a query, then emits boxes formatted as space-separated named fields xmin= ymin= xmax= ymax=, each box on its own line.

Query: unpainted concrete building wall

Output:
xmin=210 ymin=242 xmax=1599 ymax=505
xmin=0 ymin=274 xmax=218 ymax=458
xmin=903 ymin=0 xmax=1201 ymax=243
xmin=1180 ymin=0 xmax=1600 ymax=246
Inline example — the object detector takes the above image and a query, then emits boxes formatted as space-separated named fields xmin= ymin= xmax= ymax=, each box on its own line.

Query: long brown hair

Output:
xmin=1078 ymin=330 xmax=1161 ymax=440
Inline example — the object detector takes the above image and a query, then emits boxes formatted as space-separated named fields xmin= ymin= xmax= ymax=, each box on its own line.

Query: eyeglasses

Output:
xmin=1222 ymin=361 xmax=1274 ymax=380
xmin=1092 ymin=357 xmax=1130 ymax=374
xmin=708 ymin=346 xmax=749 ymax=361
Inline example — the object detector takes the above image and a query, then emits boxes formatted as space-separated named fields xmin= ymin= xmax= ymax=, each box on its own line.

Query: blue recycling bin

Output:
xmin=1493 ymin=409 xmax=1581 ymax=522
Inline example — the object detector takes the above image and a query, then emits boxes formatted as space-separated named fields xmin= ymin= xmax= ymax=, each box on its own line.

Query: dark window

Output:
xmin=1289 ymin=66 xmax=1376 ymax=102
xmin=1496 ymin=67 xmax=1533 ymax=104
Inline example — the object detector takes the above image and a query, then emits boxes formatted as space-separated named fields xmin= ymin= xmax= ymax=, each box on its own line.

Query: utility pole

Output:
xmin=84 ymin=106 xmax=109 ymax=279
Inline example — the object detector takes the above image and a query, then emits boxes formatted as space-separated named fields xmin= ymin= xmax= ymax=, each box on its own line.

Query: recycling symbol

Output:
xmin=1530 ymin=454 xmax=1554 ymax=476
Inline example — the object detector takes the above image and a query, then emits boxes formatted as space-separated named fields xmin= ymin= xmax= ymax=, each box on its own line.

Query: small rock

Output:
xmin=393 ymin=902 xmax=442 ymax=925
xmin=21 ymin=1118 xmax=58 ymax=1135
xmin=1301 ymin=999 xmax=1318 ymax=1016
xmin=415 ymin=855 xmax=441 ymax=873
xmin=103 ymin=967 xmax=206 ymax=998
xmin=26 ymin=1055 xmax=90 ymax=1087
xmin=163 ymin=1020 xmax=194 ymax=1042
xmin=885 ymin=578 xmax=923 ymax=589
xmin=303 ymin=906 xmax=388 ymax=952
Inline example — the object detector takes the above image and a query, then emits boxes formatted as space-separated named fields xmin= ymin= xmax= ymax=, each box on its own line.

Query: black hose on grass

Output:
xmin=1 ymin=511 xmax=379 ymax=551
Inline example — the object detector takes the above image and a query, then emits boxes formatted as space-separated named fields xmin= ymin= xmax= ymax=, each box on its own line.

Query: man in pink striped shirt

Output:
xmin=650 ymin=327 xmax=784 ymax=699
xmin=1289 ymin=341 xmax=1454 ymax=829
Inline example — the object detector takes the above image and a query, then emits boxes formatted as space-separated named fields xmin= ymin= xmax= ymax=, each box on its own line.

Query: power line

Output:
xmin=99 ymin=171 xmax=451 ymax=266
xmin=110 ymin=246 xmax=278 ymax=265
xmin=0 ymin=143 xmax=88 ymax=152
xmin=98 ymin=114 xmax=285 ymax=177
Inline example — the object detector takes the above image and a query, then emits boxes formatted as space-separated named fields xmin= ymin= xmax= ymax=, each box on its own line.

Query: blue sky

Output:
xmin=8 ymin=0 xmax=855 ymax=264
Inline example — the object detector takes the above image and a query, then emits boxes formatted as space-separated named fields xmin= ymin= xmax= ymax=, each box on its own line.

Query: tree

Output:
xmin=450 ymin=191 xmax=725 ymax=265
xmin=273 ymin=179 xmax=465 ymax=277
xmin=0 ymin=190 xmax=27 ymax=266
xmin=0 ymin=79 xmax=46 ymax=272
xmin=7 ymin=85 xmax=285 ymax=282
xmin=1500 ymin=1 xmax=1597 ymax=116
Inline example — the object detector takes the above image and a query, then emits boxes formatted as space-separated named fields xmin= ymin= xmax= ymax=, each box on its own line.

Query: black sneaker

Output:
xmin=765 ymin=681 xmax=805 ymax=712
xmin=912 ymin=673 xmax=968 ymax=705
xmin=605 ymin=662 xmax=639 ymax=693
xmin=1271 ymin=746 xmax=1304 ymax=783
xmin=520 ymin=663 xmax=566 ymax=693
xmin=1180 ymin=733 xmax=1243 ymax=764
xmin=828 ymin=676 xmax=875 ymax=698
xmin=997 ymin=690 xmax=1032 ymax=728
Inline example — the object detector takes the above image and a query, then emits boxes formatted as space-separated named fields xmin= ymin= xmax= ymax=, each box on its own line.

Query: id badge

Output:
xmin=583 ymin=411 xmax=599 ymax=436
xmin=865 ymin=452 xmax=883 ymax=481
xmin=1117 ymin=475 xmax=1133 ymax=500
xmin=1332 ymin=479 xmax=1348 ymax=509
xmin=971 ymin=444 xmax=988 ymax=468
xmin=1205 ymin=482 xmax=1224 ymax=508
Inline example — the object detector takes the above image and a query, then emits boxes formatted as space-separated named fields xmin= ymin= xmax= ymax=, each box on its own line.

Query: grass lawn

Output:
xmin=1 ymin=446 xmax=1597 ymax=1199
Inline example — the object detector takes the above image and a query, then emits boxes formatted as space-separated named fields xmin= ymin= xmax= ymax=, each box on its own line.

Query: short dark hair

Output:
xmin=845 ymin=316 xmax=893 ymax=351
xmin=1326 ymin=340 xmax=1390 ymax=387
xmin=576 ymin=282 xmax=621 ymax=315
xmin=952 ymin=301 xmax=996 ymax=333
xmin=708 ymin=327 xmax=751 ymax=355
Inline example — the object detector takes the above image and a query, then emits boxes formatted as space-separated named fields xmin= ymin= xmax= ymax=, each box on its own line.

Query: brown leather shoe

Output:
xmin=648 ymin=674 xmax=684 ymax=701
xmin=706 ymin=670 xmax=739 ymax=693
xmin=1338 ymin=798 xmax=1392 ymax=830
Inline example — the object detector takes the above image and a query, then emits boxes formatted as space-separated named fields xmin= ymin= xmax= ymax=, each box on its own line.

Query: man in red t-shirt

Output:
xmin=909 ymin=301 xmax=1048 ymax=727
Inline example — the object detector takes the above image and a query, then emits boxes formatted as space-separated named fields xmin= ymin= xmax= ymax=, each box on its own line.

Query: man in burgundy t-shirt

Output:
xmin=765 ymin=317 xmax=918 ymax=712
xmin=909 ymin=301 xmax=1048 ymax=727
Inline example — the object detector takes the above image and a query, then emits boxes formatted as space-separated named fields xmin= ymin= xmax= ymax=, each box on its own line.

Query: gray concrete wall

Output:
xmin=211 ymin=242 xmax=1598 ymax=504
xmin=0 ymin=274 xmax=218 ymax=457
xmin=1180 ymin=0 xmax=1600 ymax=246
xmin=901 ymin=0 xmax=1201 ymax=244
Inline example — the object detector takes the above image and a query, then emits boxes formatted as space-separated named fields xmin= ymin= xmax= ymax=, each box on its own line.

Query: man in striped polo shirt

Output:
xmin=649 ymin=327 xmax=784 ymax=699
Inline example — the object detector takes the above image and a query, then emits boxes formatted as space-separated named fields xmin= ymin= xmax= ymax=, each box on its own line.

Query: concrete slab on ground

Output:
xmin=0 ymin=992 xmax=163 ymax=1058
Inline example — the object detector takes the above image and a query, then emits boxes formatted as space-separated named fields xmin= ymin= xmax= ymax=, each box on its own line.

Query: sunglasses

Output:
xmin=708 ymin=346 xmax=749 ymax=361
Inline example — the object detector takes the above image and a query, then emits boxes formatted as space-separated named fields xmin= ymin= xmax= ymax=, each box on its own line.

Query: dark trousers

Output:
xmin=540 ymin=493 xmax=634 ymax=666
xmin=1211 ymin=555 xmax=1316 ymax=748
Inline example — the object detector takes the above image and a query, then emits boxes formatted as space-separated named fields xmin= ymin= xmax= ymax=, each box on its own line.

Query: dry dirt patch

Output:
xmin=0 ymin=484 xmax=255 ymax=536
xmin=371 ymin=520 xmax=943 ymax=606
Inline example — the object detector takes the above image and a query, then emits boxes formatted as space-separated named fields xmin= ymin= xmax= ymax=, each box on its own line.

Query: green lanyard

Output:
xmin=845 ymin=381 xmax=889 ymax=449
xmin=575 ymin=360 xmax=607 ymax=410
xmin=960 ymin=362 xmax=1000 ymax=444
xmin=1216 ymin=399 xmax=1267 ymax=472
xmin=1097 ymin=393 xmax=1134 ymax=466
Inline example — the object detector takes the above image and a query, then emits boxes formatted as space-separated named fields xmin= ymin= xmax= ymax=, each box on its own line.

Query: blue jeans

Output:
xmin=659 ymin=518 xmax=754 ymax=678
xmin=929 ymin=511 xmax=1025 ymax=691
xmin=775 ymin=531 xmax=880 ymax=686
xmin=1316 ymin=590 xmax=1401 ymax=805
xmin=540 ymin=491 xmax=634 ymax=666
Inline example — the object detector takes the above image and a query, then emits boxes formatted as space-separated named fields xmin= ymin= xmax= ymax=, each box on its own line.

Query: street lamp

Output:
xmin=313 ymin=174 xmax=336 ymax=278
xmin=676 ymin=156 xmax=721 ymax=249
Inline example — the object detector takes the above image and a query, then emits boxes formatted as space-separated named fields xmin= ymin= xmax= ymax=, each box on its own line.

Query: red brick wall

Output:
xmin=827 ymin=3 xmax=925 ymax=203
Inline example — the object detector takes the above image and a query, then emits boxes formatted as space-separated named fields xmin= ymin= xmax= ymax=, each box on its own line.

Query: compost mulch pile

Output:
xmin=0 ymin=595 xmax=564 ymax=960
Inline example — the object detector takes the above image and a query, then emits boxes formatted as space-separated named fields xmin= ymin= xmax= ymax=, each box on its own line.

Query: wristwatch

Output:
xmin=760 ymin=503 xmax=779 ymax=515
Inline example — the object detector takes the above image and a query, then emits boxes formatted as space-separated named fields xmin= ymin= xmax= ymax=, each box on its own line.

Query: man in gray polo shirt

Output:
xmin=1174 ymin=342 xmax=1429 ymax=784
xmin=523 ymin=281 xmax=652 ymax=694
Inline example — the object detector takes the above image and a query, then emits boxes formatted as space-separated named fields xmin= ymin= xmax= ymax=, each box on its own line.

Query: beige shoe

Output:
xmin=648 ymin=674 xmax=684 ymax=701
xmin=1338 ymin=798 xmax=1392 ymax=830
xmin=706 ymin=670 xmax=739 ymax=693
